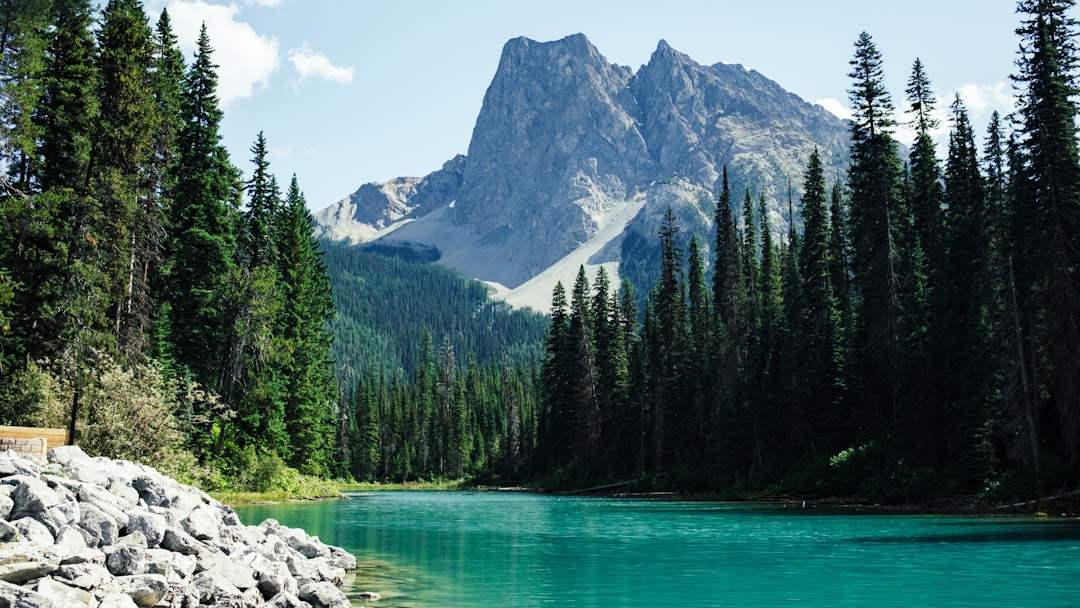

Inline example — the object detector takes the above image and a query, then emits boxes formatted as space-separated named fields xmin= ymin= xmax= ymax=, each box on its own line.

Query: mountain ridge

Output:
xmin=314 ymin=34 xmax=850 ymax=311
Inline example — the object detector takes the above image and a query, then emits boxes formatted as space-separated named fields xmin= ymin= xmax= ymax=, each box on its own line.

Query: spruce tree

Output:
xmin=92 ymin=0 xmax=160 ymax=362
xmin=1012 ymin=0 xmax=1080 ymax=459
xmin=940 ymin=95 xmax=997 ymax=485
xmin=165 ymin=24 xmax=242 ymax=455
xmin=846 ymin=32 xmax=907 ymax=434
xmin=277 ymin=175 xmax=337 ymax=475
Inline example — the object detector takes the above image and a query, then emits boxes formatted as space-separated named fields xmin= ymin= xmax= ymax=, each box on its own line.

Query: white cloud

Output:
xmin=165 ymin=1 xmax=280 ymax=108
xmin=955 ymin=81 xmax=1014 ymax=117
xmin=243 ymin=0 xmax=282 ymax=5
xmin=288 ymin=43 xmax=355 ymax=85
xmin=815 ymin=98 xmax=853 ymax=121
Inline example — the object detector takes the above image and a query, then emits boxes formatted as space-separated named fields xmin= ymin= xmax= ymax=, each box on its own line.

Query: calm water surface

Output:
xmin=235 ymin=492 xmax=1080 ymax=607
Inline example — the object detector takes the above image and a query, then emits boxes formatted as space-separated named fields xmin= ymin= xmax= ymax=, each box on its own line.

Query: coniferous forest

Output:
xmin=2 ymin=0 xmax=1080 ymax=505
xmin=0 ymin=1 xmax=339 ymax=490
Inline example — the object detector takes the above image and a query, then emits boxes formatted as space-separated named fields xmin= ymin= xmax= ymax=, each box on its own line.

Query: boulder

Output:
xmin=14 ymin=516 xmax=55 ymax=544
xmin=105 ymin=545 xmax=146 ymax=576
xmin=0 ymin=492 xmax=13 ymax=520
xmin=115 ymin=574 xmax=168 ymax=607
xmin=265 ymin=591 xmax=307 ymax=608
xmin=9 ymin=477 xmax=61 ymax=521
xmin=97 ymin=593 xmax=139 ymax=608
xmin=54 ymin=525 xmax=89 ymax=561
xmin=76 ymin=484 xmax=130 ymax=528
xmin=78 ymin=502 xmax=119 ymax=547
xmin=181 ymin=504 xmax=219 ymax=541
xmin=52 ymin=562 xmax=113 ymax=591
xmin=160 ymin=527 xmax=202 ymax=555
xmin=0 ymin=579 xmax=54 ymax=608
xmin=131 ymin=475 xmax=177 ymax=509
xmin=35 ymin=577 xmax=94 ymax=606
xmin=298 ymin=581 xmax=351 ymax=608
xmin=0 ymin=519 xmax=18 ymax=542
xmin=196 ymin=548 xmax=257 ymax=590
xmin=125 ymin=509 xmax=166 ymax=547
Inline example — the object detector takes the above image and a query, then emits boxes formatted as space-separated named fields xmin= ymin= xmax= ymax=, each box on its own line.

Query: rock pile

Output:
xmin=0 ymin=446 xmax=357 ymax=607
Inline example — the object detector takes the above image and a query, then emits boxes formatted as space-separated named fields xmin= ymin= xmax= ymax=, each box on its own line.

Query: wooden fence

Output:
xmin=0 ymin=425 xmax=71 ymax=456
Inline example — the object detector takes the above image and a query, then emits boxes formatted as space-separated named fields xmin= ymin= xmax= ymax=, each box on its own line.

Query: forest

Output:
xmin=0 ymin=0 xmax=340 ymax=492
xmin=2 ymin=0 xmax=1079 ymax=505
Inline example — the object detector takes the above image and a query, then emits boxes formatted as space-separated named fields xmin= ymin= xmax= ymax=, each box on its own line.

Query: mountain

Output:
xmin=314 ymin=34 xmax=850 ymax=311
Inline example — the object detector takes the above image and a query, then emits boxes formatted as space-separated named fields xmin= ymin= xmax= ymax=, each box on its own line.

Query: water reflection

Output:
xmin=236 ymin=493 xmax=1080 ymax=608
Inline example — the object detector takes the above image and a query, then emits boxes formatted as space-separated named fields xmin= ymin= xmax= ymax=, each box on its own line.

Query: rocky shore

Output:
xmin=0 ymin=446 xmax=358 ymax=607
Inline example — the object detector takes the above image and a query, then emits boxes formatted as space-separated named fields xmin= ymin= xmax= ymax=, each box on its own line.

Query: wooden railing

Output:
xmin=0 ymin=425 xmax=71 ymax=455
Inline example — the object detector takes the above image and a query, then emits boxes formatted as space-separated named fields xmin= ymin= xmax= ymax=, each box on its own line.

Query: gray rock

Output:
xmin=196 ymin=548 xmax=257 ymax=590
xmin=96 ymin=593 xmax=139 ymax=608
xmin=160 ymin=527 xmax=202 ymax=555
xmin=131 ymin=475 xmax=177 ymax=509
xmin=0 ymin=492 xmax=13 ymax=520
xmin=106 ymin=480 xmax=139 ymax=511
xmin=251 ymin=556 xmax=298 ymax=600
xmin=114 ymin=531 xmax=147 ymax=549
xmin=9 ymin=477 xmax=61 ymax=521
xmin=191 ymin=570 xmax=243 ymax=605
xmin=0 ymin=519 xmax=18 ymax=542
xmin=281 ymin=529 xmax=331 ymax=560
xmin=298 ymin=581 xmax=350 ymax=608
xmin=114 ymin=574 xmax=167 ymax=607
xmin=35 ymin=577 xmax=94 ymax=606
xmin=180 ymin=504 xmax=218 ymax=541
xmin=328 ymin=546 xmax=356 ymax=572
xmin=0 ymin=453 xmax=42 ymax=478
xmin=52 ymin=563 xmax=113 ymax=591
xmin=77 ymin=502 xmax=119 ymax=547
xmin=59 ymin=548 xmax=105 ymax=567
xmin=125 ymin=510 xmax=165 ymax=547
xmin=105 ymin=545 xmax=146 ymax=577
xmin=0 ymin=579 xmax=54 ymax=608
xmin=14 ymin=516 xmax=55 ymax=544
xmin=285 ymin=553 xmax=318 ymax=583
xmin=54 ymin=525 xmax=88 ymax=561
xmin=46 ymin=446 xmax=89 ymax=467
xmin=76 ymin=484 xmax=129 ymax=529
xmin=265 ymin=591 xmax=307 ymax=608
xmin=0 ymin=560 xmax=55 ymax=584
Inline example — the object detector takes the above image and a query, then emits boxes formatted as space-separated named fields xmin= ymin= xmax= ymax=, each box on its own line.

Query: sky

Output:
xmin=134 ymin=0 xmax=1070 ymax=211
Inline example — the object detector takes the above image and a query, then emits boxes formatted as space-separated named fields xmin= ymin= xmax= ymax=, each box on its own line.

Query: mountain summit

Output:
xmin=314 ymin=34 xmax=850 ymax=309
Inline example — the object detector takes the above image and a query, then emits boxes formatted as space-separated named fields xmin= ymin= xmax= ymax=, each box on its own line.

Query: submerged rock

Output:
xmin=0 ymin=447 xmax=356 ymax=607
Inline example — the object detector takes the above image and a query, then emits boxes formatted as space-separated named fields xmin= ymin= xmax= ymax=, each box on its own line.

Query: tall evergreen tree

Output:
xmin=165 ymin=23 xmax=242 ymax=455
xmin=798 ymin=149 xmax=847 ymax=454
xmin=939 ymin=95 xmax=997 ymax=484
xmin=846 ymin=32 xmax=907 ymax=435
xmin=92 ymin=0 xmax=160 ymax=362
xmin=1012 ymin=0 xmax=1080 ymax=459
xmin=277 ymin=175 xmax=337 ymax=475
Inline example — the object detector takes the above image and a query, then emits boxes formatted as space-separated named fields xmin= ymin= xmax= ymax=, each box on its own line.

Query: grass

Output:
xmin=338 ymin=479 xmax=469 ymax=492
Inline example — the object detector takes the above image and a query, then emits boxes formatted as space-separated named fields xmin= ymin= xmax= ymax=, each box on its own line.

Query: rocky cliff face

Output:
xmin=315 ymin=34 xmax=850 ymax=302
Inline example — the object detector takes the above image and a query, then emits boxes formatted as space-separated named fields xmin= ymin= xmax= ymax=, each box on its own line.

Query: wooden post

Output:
xmin=67 ymin=389 xmax=79 ymax=446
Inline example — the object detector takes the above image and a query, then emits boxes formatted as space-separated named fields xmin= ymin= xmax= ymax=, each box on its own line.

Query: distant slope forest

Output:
xmin=2 ymin=0 xmax=1079 ymax=506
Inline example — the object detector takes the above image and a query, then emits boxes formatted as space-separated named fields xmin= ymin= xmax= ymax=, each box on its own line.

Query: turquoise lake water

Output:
xmin=235 ymin=492 xmax=1080 ymax=607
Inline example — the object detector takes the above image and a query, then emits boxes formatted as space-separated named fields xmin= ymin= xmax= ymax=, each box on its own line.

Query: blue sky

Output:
xmin=140 ymin=0 xmax=1065 ymax=211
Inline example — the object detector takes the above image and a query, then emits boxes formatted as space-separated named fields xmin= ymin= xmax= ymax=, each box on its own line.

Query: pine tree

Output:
xmin=92 ymin=0 xmax=160 ymax=362
xmin=0 ymin=0 xmax=51 ymax=192
xmin=1012 ymin=0 xmax=1080 ymax=459
xmin=540 ymin=281 xmax=572 ymax=471
xmin=277 ymin=175 xmax=337 ymax=475
xmin=939 ymin=95 xmax=997 ymax=485
xmin=846 ymin=32 xmax=907 ymax=434
xmin=568 ymin=266 xmax=600 ymax=474
xmin=798 ymin=149 xmax=847 ymax=454
xmin=32 ymin=0 xmax=97 ymax=193
xmin=165 ymin=24 xmax=242 ymax=456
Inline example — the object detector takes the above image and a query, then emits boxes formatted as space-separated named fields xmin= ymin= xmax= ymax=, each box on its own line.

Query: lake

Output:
xmin=234 ymin=491 xmax=1080 ymax=607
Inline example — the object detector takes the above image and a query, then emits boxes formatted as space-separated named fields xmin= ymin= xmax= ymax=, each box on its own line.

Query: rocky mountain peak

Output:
xmin=315 ymin=34 xmax=851 ymax=307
